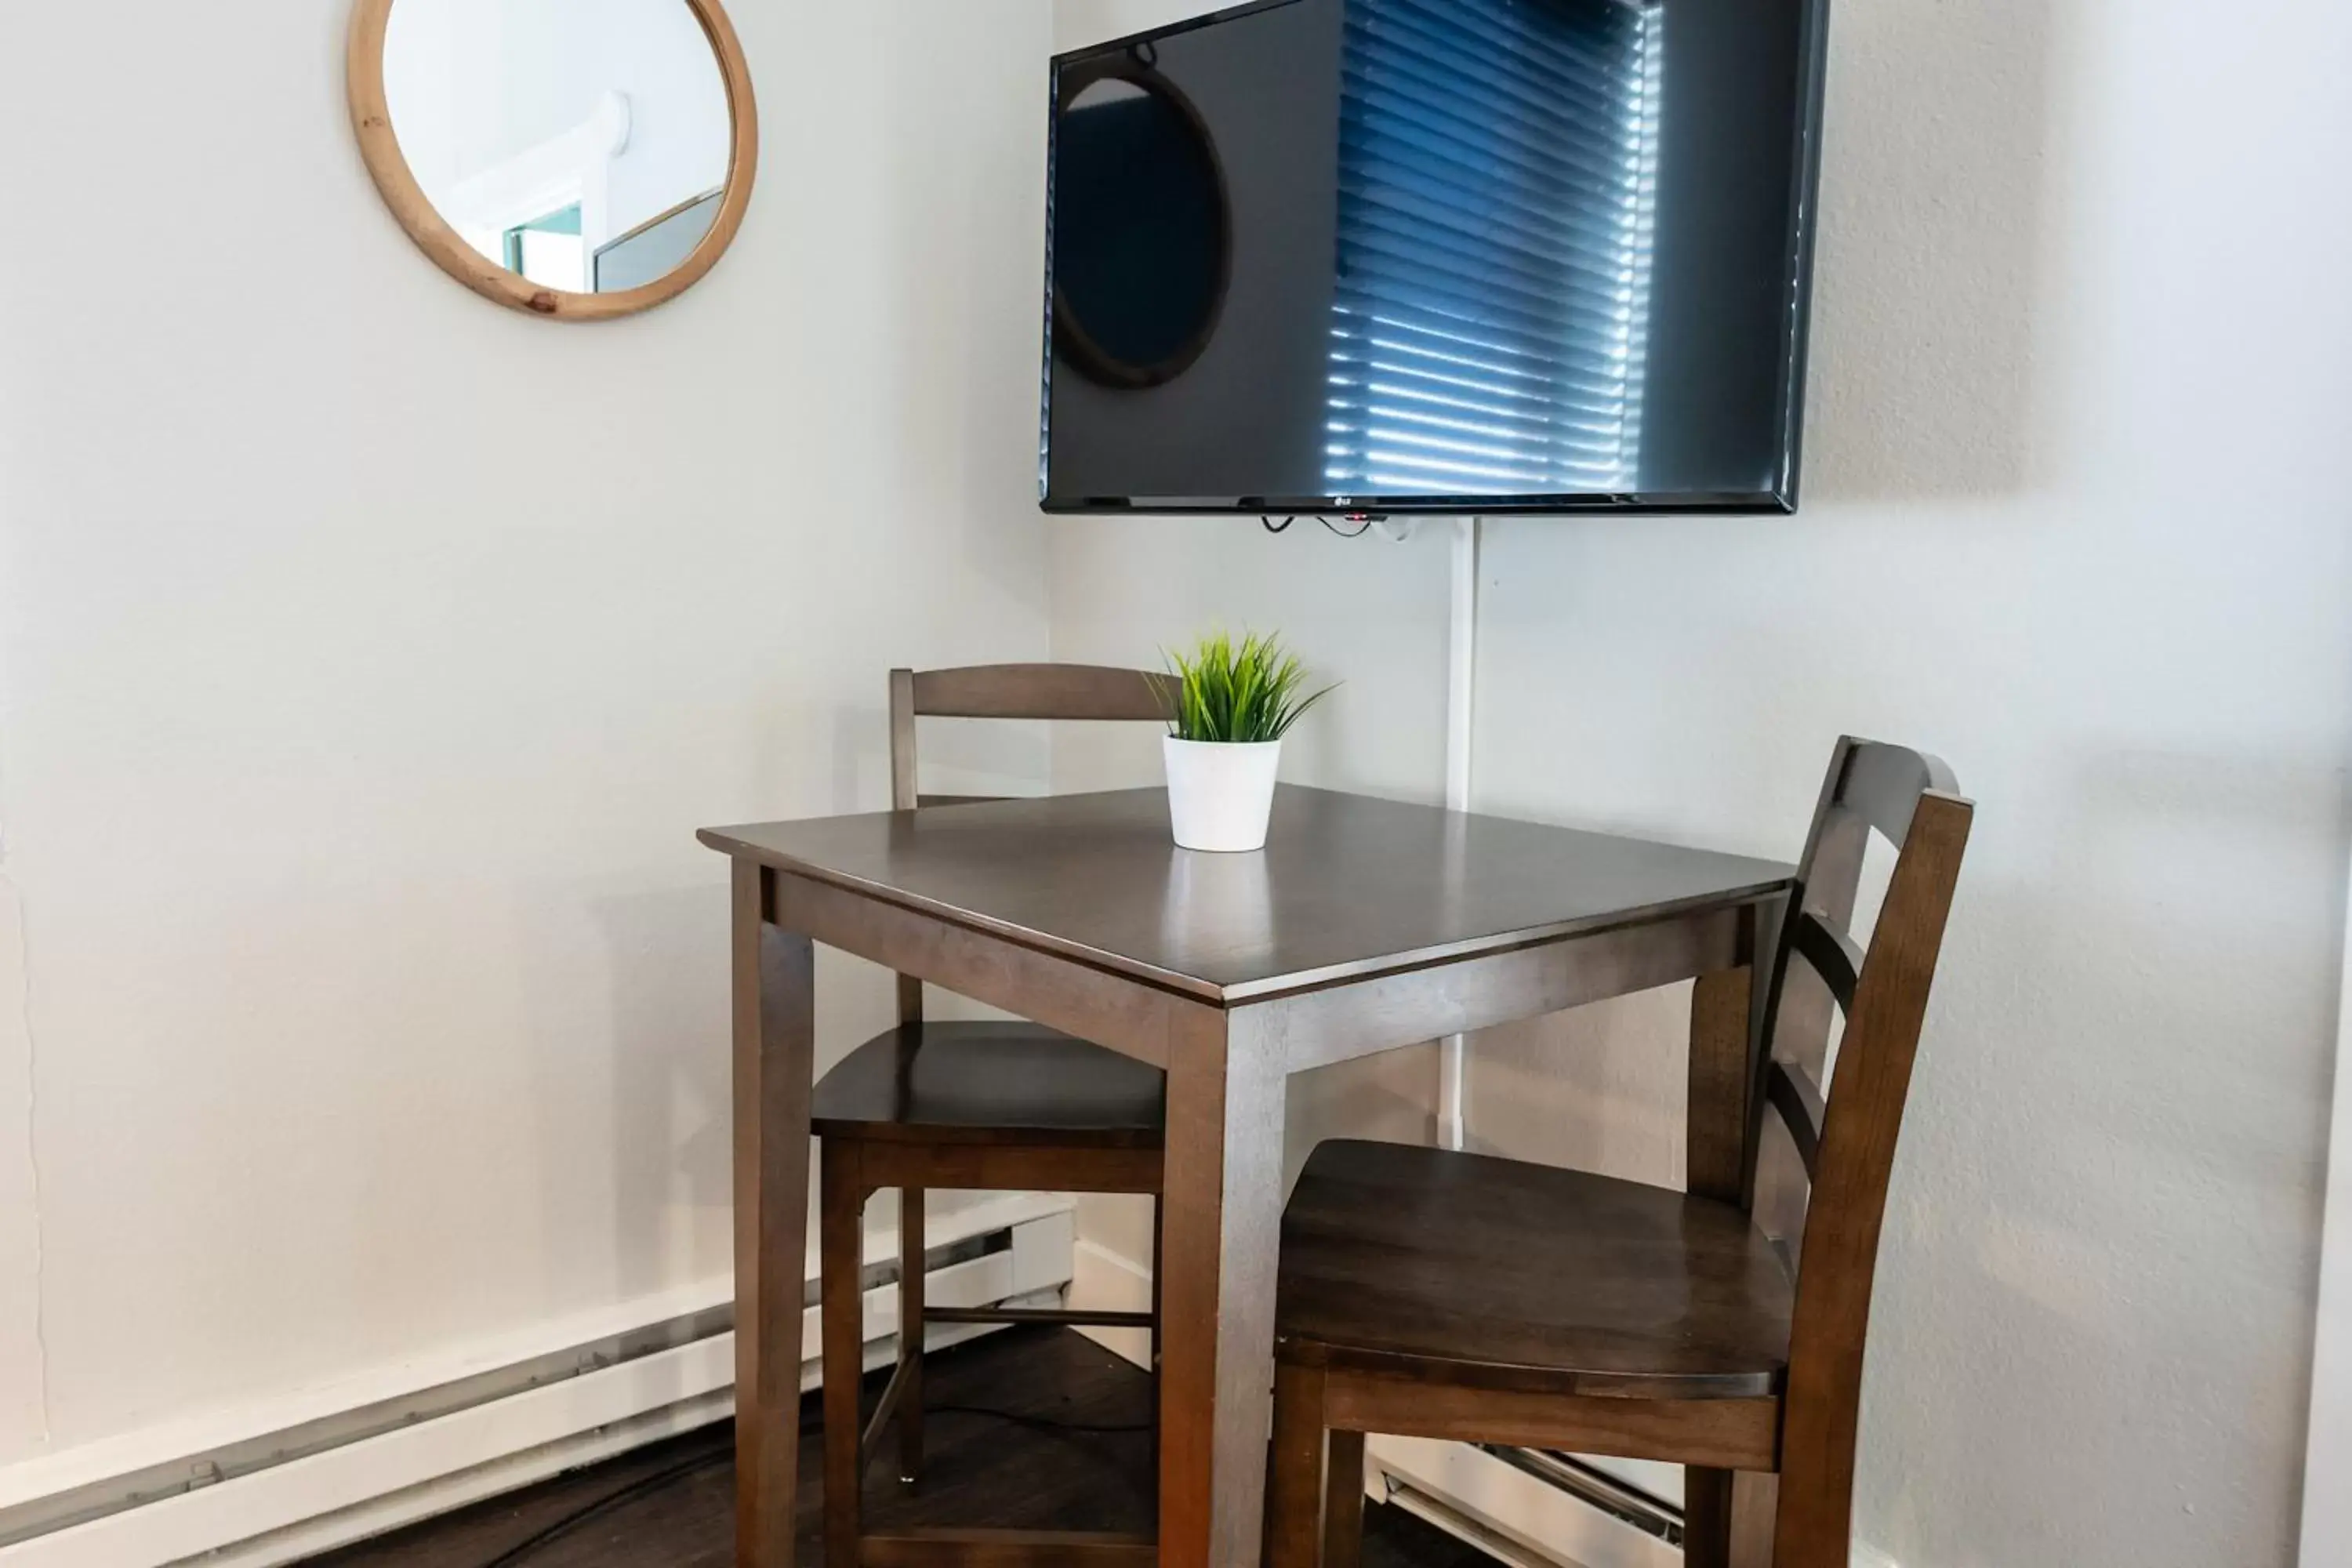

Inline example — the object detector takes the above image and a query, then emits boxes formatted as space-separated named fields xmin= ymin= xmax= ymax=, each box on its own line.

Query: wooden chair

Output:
xmin=1262 ymin=737 xmax=1974 ymax=1568
xmin=817 ymin=663 xmax=1181 ymax=1568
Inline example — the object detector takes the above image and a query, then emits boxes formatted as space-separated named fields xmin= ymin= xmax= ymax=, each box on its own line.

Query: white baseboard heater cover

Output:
xmin=1367 ymin=1436 xmax=1682 ymax=1568
xmin=0 ymin=1195 xmax=1077 ymax=1568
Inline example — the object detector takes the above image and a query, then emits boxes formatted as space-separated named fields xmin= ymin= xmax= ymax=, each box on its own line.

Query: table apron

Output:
xmin=1250 ymin=902 xmax=1758 ymax=1073
xmin=773 ymin=867 xmax=1766 ymax=1082
xmin=770 ymin=869 xmax=1205 ymax=1068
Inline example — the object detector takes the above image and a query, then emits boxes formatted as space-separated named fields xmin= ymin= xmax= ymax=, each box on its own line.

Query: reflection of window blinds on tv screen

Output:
xmin=1042 ymin=0 xmax=1829 ymax=515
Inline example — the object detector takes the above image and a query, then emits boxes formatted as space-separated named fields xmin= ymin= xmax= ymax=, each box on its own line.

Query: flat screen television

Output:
xmin=1041 ymin=0 xmax=1831 ymax=515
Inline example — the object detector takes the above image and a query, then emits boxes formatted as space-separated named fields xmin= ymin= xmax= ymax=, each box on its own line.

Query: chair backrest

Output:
xmin=1754 ymin=737 xmax=1973 ymax=1559
xmin=884 ymin=662 xmax=1178 ymax=1019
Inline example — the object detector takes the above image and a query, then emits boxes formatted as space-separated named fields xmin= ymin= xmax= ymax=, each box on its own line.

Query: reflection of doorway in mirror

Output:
xmin=379 ymin=0 xmax=732 ymax=295
xmin=440 ymin=91 xmax=626 ymax=286
xmin=503 ymin=204 xmax=587 ymax=292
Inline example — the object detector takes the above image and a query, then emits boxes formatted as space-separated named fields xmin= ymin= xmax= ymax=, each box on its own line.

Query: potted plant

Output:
xmin=1161 ymin=630 xmax=1334 ymax=852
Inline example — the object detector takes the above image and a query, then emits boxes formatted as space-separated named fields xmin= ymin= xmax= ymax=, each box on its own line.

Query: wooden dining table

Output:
xmin=699 ymin=784 xmax=1795 ymax=1568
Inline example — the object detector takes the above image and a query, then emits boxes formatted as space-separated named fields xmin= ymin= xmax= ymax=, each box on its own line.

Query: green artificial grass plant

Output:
xmin=1163 ymin=630 xmax=1336 ymax=744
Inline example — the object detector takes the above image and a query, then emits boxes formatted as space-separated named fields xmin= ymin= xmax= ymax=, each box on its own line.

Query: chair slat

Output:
xmin=909 ymin=663 xmax=1178 ymax=721
xmin=889 ymin=668 xmax=920 ymax=812
xmin=1789 ymin=910 xmax=1862 ymax=1013
xmin=1765 ymin=1061 xmax=1825 ymax=1178
xmin=1836 ymin=741 xmax=1959 ymax=848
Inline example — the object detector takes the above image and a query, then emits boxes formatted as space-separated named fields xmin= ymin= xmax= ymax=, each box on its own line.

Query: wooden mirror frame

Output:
xmin=347 ymin=0 xmax=760 ymax=321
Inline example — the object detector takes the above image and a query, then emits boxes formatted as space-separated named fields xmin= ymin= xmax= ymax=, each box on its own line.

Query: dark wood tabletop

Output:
xmin=699 ymin=786 xmax=1792 ymax=1005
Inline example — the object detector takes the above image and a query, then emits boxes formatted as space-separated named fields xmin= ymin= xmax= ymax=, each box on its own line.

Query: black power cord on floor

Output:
xmin=477 ymin=1446 xmax=735 ymax=1568
xmin=925 ymin=1403 xmax=1152 ymax=1436
xmin=473 ymin=1404 xmax=1152 ymax=1567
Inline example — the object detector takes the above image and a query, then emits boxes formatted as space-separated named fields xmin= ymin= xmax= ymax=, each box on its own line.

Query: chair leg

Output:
xmin=1149 ymin=1198 xmax=1164 ymax=1476
xmin=821 ymin=1141 xmax=866 ymax=1568
xmin=898 ymin=1185 xmax=925 ymax=1485
xmin=1149 ymin=1198 xmax=1166 ymax=1370
xmin=1322 ymin=1427 xmax=1367 ymax=1568
xmin=1686 ymin=1468 xmax=1736 ymax=1568
xmin=1267 ymin=1360 xmax=1329 ymax=1568
xmin=1730 ymin=1472 xmax=1778 ymax=1568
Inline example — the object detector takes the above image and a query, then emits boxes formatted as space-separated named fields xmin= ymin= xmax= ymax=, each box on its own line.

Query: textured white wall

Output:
xmin=2303 ymin=876 xmax=2352 ymax=1563
xmin=0 ymin=0 xmax=1056 ymax=1473
xmin=1050 ymin=0 xmax=2352 ymax=1565
xmin=1468 ymin=1 xmax=2352 ymax=1560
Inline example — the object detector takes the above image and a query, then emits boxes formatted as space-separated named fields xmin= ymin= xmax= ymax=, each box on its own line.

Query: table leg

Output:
xmin=735 ymin=861 xmax=816 ymax=1568
xmin=1686 ymin=910 xmax=1760 ymax=1557
xmin=1686 ymin=1468 xmax=1735 ymax=1568
xmin=1685 ymin=910 xmax=1759 ymax=1206
xmin=1158 ymin=1004 xmax=1290 ymax=1567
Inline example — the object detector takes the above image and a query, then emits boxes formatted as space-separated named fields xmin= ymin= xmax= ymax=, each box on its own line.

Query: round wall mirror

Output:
xmin=1052 ymin=61 xmax=1231 ymax=388
xmin=347 ymin=0 xmax=759 ymax=321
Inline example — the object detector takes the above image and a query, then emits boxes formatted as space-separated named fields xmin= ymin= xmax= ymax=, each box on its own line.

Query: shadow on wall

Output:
xmin=0 ymin=874 xmax=42 ymax=1461
xmin=873 ymin=0 xmax=1057 ymax=619
xmin=513 ymin=873 xmax=885 ymax=1359
xmin=520 ymin=881 xmax=738 ymax=1346
xmin=1284 ymin=1045 xmax=1443 ymax=1194
xmin=1801 ymin=0 xmax=2060 ymax=503
xmin=1857 ymin=740 xmax=2347 ymax=1565
xmin=1466 ymin=987 xmax=1690 ymax=1190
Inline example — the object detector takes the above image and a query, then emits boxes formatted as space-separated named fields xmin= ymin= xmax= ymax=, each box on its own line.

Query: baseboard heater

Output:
xmin=0 ymin=1195 xmax=1076 ymax=1568
xmin=1367 ymin=1436 xmax=1683 ymax=1568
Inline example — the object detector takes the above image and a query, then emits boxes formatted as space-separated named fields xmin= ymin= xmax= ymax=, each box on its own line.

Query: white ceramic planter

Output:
xmin=1163 ymin=736 xmax=1282 ymax=852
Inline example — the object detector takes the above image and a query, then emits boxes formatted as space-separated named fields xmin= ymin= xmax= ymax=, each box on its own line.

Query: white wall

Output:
xmin=0 ymin=0 xmax=1056 ymax=1476
xmin=2299 ymin=871 xmax=2352 ymax=1563
xmin=1051 ymin=2 xmax=2352 ymax=1566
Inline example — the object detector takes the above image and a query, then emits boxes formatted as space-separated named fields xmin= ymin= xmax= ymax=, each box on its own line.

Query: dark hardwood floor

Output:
xmin=301 ymin=1327 xmax=1494 ymax=1568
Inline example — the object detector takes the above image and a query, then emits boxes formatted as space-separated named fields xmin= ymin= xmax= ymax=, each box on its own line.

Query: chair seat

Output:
xmin=1276 ymin=1141 xmax=1795 ymax=1399
xmin=811 ymin=1021 xmax=1165 ymax=1147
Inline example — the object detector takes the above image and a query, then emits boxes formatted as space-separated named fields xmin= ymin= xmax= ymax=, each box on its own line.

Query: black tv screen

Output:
xmin=1041 ymin=0 xmax=1830 ymax=515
